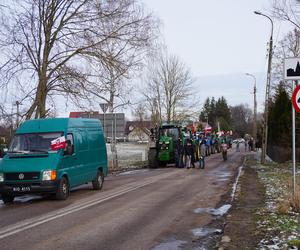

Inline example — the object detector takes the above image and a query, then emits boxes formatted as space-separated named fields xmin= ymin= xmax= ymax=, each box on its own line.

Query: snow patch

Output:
xmin=194 ymin=204 xmax=232 ymax=217
xmin=231 ymin=165 xmax=243 ymax=201
xmin=191 ymin=227 xmax=222 ymax=237
xmin=152 ymin=240 xmax=187 ymax=250
xmin=210 ymin=204 xmax=232 ymax=216
xmin=14 ymin=195 xmax=43 ymax=203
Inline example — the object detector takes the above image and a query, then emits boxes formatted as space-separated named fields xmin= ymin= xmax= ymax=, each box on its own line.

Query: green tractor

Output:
xmin=148 ymin=124 xmax=184 ymax=168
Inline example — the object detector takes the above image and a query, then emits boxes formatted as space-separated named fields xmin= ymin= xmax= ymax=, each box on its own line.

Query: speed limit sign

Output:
xmin=292 ymin=85 xmax=300 ymax=113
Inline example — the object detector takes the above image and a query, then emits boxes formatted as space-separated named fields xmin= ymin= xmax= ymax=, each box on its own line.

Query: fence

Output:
xmin=268 ymin=145 xmax=300 ymax=163
xmin=107 ymin=142 xmax=148 ymax=172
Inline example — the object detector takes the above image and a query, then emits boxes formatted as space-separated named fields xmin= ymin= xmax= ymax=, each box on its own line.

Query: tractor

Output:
xmin=148 ymin=124 xmax=184 ymax=168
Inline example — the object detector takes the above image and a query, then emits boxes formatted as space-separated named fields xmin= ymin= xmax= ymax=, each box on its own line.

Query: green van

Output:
xmin=0 ymin=118 xmax=107 ymax=203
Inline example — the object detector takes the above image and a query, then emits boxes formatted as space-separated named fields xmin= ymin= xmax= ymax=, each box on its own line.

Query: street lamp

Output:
xmin=246 ymin=73 xmax=257 ymax=149
xmin=254 ymin=10 xmax=273 ymax=164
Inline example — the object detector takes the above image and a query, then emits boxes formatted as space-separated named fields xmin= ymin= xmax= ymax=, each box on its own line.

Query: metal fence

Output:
xmin=106 ymin=142 xmax=148 ymax=172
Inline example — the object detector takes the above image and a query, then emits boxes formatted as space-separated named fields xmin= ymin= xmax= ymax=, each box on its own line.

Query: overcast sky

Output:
xmin=144 ymin=0 xmax=290 ymax=76
xmin=141 ymin=0 xmax=293 ymax=112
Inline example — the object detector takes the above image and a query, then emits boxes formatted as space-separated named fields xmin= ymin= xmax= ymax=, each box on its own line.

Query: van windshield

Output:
xmin=9 ymin=132 xmax=63 ymax=153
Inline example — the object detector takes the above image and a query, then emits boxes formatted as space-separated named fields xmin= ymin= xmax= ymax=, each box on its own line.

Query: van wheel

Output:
xmin=1 ymin=194 xmax=14 ymax=204
xmin=56 ymin=177 xmax=69 ymax=200
xmin=92 ymin=170 xmax=104 ymax=190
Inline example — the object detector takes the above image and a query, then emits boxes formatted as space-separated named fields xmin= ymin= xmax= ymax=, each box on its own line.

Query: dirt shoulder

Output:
xmin=218 ymin=154 xmax=266 ymax=249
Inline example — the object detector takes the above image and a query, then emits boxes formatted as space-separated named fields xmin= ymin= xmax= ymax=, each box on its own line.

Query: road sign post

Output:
xmin=99 ymin=103 xmax=109 ymax=138
xmin=285 ymin=57 xmax=300 ymax=195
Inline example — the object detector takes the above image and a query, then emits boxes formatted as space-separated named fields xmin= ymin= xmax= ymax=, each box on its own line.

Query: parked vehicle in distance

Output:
xmin=0 ymin=118 xmax=107 ymax=204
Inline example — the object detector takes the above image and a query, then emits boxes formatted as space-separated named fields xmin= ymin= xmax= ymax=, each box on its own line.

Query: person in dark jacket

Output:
xmin=184 ymin=139 xmax=195 ymax=169
xmin=176 ymin=139 xmax=185 ymax=168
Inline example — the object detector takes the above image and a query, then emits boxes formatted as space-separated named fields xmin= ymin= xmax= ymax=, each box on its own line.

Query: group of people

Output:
xmin=175 ymin=132 xmax=230 ymax=169
xmin=235 ymin=138 xmax=261 ymax=152
xmin=182 ymin=137 xmax=206 ymax=169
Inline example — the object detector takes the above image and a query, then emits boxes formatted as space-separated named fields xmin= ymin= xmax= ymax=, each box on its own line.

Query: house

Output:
xmin=0 ymin=126 xmax=11 ymax=144
xmin=125 ymin=121 xmax=154 ymax=142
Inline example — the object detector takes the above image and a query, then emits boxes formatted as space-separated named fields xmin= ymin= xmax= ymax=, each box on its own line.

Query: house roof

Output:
xmin=125 ymin=120 xmax=154 ymax=136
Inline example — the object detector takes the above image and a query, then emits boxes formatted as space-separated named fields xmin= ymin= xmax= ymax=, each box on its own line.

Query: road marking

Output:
xmin=0 ymin=171 xmax=177 ymax=240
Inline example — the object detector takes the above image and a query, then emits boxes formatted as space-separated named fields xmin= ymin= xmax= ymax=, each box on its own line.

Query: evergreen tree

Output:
xmin=268 ymin=83 xmax=292 ymax=147
xmin=199 ymin=96 xmax=232 ymax=131
xmin=215 ymin=96 xmax=232 ymax=130
xmin=209 ymin=97 xmax=216 ymax=128
xmin=199 ymin=97 xmax=210 ymax=122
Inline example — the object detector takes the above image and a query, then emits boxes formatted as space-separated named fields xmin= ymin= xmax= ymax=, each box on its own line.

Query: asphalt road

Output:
xmin=0 ymin=148 xmax=245 ymax=250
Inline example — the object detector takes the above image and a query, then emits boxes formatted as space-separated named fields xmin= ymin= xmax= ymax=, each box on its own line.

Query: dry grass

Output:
xmin=276 ymin=177 xmax=300 ymax=214
xmin=277 ymin=200 xmax=290 ymax=215
xmin=289 ymin=191 xmax=300 ymax=213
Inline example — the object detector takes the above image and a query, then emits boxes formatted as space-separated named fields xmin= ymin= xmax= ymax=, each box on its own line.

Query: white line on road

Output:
xmin=0 ymin=171 xmax=176 ymax=240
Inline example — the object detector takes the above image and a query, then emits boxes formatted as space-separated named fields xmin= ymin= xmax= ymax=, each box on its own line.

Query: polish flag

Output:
xmin=51 ymin=136 xmax=66 ymax=151
xmin=204 ymin=125 xmax=212 ymax=132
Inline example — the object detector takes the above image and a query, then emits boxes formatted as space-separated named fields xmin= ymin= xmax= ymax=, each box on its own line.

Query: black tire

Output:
xmin=1 ymin=194 xmax=14 ymax=204
xmin=55 ymin=176 xmax=69 ymax=200
xmin=158 ymin=161 xmax=167 ymax=167
xmin=148 ymin=148 xmax=158 ymax=169
xmin=92 ymin=170 xmax=104 ymax=190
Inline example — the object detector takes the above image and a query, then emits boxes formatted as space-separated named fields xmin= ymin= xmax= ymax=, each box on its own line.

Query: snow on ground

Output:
xmin=253 ymin=157 xmax=300 ymax=249
xmin=107 ymin=142 xmax=149 ymax=170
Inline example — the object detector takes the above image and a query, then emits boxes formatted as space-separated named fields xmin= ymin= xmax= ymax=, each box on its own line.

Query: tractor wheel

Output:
xmin=158 ymin=161 xmax=167 ymax=167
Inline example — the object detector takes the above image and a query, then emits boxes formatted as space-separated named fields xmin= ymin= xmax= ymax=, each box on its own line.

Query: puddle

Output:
xmin=218 ymin=178 xmax=230 ymax=182
xmin=194 ymin=207 xmax=210 ymax=214
xmin=194 ymin=204 xmax=232 ymax=217
xmin=14 ymin=195 xmax=43 ymax=203
xmin=218 ymin=172 xmax=232 ymax=178
xmin=210 ymin=204 xmax=232 ymax=216
xmin=152 ymin=239 xmax=187 ymax=250
xmin=191 ymin=227 xmax=222 ymax=237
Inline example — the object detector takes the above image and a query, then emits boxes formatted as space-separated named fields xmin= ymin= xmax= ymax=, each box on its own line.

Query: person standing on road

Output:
xmin=248 ymin=138 xmax=253 ymax=151
xmin=236 ymin=140 xmax=240 ymax=152
xmin=176 ymin=139 xmax=185 ymax=168
xmin=199 ymin=138 xmax=206 ymax=169
xmin=184 ymin=139 xmax=194 ymax=169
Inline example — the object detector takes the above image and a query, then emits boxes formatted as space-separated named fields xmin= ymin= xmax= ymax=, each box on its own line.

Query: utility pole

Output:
xmin=254 ymin=11 xmax=273 ymax=164
xmin=246 ymin=73 xmax=257 ymax=148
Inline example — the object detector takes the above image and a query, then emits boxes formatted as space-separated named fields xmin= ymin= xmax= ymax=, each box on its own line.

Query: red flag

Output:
xmin=51 ymin=136 xmax=66 ymax=151
xmin=204 ymin=125 xmax=212 ymax=132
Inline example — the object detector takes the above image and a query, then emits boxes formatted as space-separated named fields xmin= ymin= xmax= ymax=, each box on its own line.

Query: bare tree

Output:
xmin=272 ymin=29 xmax=300 ymax=92
xmin=230 ymin=104 xmax=253 ymax=138
xmin=142 ymin=50 xmax=195 ymax=124
xmin=271 ymin=0 xmax=300 ymax=28
xmin=0 ymin=0 xmax=157 ymax=119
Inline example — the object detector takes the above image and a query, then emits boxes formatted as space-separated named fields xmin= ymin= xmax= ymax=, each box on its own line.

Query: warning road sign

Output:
xmin=285 ymin=57 xmax=300 ymax=80
xmin=292 ymin=85 xmax=300 ymax=113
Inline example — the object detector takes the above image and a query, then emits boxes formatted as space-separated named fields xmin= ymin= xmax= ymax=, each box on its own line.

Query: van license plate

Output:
xmin=12 ymin=187 xmax=31 ymax=192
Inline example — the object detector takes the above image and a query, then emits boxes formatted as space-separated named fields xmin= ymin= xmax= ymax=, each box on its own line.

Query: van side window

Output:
xmin=67 ymin=133 xmax=74 ymax=145
xmin=66 ymin=133 xmax=74 ymax=155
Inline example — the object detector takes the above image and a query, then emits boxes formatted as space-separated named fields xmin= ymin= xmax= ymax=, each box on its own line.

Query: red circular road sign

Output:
xmin=292 ymin=85 xmax=300 ymax=113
